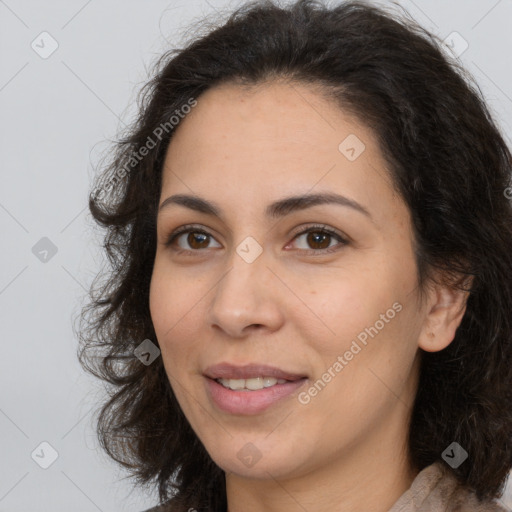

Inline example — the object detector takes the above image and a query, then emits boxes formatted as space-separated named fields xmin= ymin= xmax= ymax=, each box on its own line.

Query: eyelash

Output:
xmin=163 ymin=223 xmax=349 ymax=256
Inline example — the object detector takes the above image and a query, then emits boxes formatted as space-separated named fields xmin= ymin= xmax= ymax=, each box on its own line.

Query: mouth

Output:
xmin=203 ymin=362 xmax=308 ymax=415
xmin=214 ymin=376 xmax=291 ymax=391
xmin=203 ymin=362 xmax=307 ymax=382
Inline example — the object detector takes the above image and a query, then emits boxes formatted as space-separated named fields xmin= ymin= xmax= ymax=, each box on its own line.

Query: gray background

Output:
xmin=1 ymin=0 xmax=511 ymax=510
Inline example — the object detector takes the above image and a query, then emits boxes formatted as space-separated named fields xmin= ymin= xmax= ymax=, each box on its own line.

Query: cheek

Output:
xmin=149 ymin=266 xmax=173 ymax=339
xmin=149 ymin=259 xmax=216 ymax=383
xmin=149 ymin=259 xmax=201 ymax=337
xmin=300 ymin=278 xmax=418 ymax=426
xmin=304 ymin=255 xmax=419 ymax=376
xmin=309 ymin=270 xmax=396 ymax=346
xmin=149 ymin=264 xmax=191 ymax=368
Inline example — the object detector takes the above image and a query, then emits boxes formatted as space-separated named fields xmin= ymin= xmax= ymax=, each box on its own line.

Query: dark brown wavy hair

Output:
xmin=78 ymin=0 xmax=512 ymax=510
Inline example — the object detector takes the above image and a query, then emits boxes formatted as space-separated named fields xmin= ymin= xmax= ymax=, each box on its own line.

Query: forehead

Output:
xmin=164 ymin=79 xmax=373 ymax=156
xmin=160 ymin=80 xmax=399 ymax=219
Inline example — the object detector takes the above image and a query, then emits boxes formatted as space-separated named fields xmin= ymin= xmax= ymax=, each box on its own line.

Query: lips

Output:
xmin=203 ymin=362 xmax=307 ymax=382
xmin=204 ymin=369 xmax=308 ymax=415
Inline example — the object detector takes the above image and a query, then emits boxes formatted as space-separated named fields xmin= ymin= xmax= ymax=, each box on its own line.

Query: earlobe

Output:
xmin=417 ymin=277 xmax=472 ymax=353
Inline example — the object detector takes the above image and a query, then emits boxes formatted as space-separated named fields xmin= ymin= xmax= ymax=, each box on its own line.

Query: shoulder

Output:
xmin=389 ymin=462 xmax=509 ymax=512
xmin=447 ymin=482 xmax=509 ymax=512
xmin=436 ymin=463 xmax=508 ymax=512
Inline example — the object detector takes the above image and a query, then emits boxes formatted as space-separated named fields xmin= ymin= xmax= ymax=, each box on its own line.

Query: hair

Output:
xmin=78 ymin=0 xmax=512 ymax=510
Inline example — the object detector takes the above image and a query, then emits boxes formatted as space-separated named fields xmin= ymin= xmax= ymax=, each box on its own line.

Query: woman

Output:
xmin=79 ymin=0 xmax=512 ymax=511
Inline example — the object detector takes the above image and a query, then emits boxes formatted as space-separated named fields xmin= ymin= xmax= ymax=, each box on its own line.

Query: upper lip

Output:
xmin=203 ymin=363 xmax=307 ymax=381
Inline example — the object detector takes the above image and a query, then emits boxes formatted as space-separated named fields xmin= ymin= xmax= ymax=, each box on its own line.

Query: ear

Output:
xmin=418 ymin=274 xmax=473 ymax=353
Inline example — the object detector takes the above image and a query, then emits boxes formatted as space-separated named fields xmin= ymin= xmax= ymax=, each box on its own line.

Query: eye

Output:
xmin=163 ymin=223 xmax=349 ymax=256
xmin=287 ymin=224 xmax=348 ymax=255
xmin=164 ymin=224 xmax=222 ymax=253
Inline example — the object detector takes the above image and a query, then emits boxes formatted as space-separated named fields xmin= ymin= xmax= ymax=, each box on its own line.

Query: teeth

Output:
xmin=217 ymin=377 xmax=288 ymax=391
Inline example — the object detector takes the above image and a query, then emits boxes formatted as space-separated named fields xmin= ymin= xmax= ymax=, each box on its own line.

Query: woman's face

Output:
xmin=149 ymin=80 xmax=431 ymax=482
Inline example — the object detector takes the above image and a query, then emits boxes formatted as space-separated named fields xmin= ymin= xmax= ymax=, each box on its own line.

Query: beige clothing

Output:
xmin=143 ymin=461 xmax=510 ymax=511
xmin=388 ymin=462 xmax=509 ymax=512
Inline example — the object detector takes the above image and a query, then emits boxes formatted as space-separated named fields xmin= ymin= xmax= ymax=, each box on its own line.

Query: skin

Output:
xmin=149 ymin=80 xmax=469 ymax=512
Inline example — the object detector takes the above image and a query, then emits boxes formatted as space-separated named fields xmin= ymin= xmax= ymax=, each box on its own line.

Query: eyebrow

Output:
xmin=158 ymin=192 xmax=373 ymax=222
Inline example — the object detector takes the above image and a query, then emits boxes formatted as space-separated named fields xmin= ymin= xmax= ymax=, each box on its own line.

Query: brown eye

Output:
xmin=289 ymin=225 xmax=348 ymax=255
xmin=305 ymin=231 xmax=332 ymax=250
xmin=164 ymin=225 xmax=222 ymax=252
xmin=164 ymin=224 xmax=348 ymax=256
xmin=185 ymin=232 xmax=210 ymax=250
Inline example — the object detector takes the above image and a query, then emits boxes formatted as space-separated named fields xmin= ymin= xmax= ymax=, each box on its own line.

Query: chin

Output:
xmin=204 ymin=437 xmax=307 ymax=480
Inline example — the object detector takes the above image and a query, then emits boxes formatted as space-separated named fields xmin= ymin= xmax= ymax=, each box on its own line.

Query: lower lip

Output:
xmin=205 ymin=377 xmax=308 ymax=415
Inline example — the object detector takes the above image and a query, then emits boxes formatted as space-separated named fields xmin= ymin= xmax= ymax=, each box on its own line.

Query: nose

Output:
xmin=206 ymin=245 xmax=285 ymax=339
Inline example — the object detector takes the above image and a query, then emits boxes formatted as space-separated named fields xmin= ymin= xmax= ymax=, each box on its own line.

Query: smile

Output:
xmin=216 ymin=377 xmax=288 ymax=390
xmin=205 ymin=376 xmax=308 ymax=415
